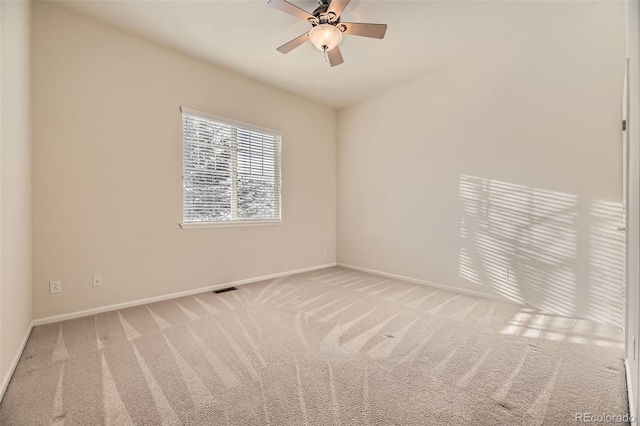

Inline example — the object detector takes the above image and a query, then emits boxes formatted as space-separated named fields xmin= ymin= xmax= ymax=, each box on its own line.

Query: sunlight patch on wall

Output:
xmin=459 ymin=175 xmax=624 ymax=327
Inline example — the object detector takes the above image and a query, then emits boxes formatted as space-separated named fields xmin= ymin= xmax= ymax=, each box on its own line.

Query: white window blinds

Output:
xmin=181 ymin=108 xmax=282 ymax=224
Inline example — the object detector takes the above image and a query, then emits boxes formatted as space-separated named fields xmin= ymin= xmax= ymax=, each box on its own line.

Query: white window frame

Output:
xmin=180 ymin=107 xmax=283 ymax=229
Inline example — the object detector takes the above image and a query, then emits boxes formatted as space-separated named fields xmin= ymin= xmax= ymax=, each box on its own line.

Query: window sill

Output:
xmin=179 ymin=220 xmax=283 ymax=230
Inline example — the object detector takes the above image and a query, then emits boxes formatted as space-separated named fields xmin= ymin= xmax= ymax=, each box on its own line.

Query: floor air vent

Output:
xmin=214 ymin=286 xmax=238 ymax=294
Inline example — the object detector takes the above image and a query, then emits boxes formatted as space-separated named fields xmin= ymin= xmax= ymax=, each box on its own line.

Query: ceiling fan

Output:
xmin=268 ymin=0 xmax=387 ymax=67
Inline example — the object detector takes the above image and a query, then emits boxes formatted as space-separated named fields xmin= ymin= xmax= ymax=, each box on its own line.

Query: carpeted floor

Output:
xmin=0 ymin=267 xmax=629 ymax=425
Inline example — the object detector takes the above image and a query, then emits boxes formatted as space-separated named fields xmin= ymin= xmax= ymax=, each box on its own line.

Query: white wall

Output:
xmin=0 ymin=0 xmax=32 ymax=398
xmin=32 ymin=3 xmax=336 ymax=319
xmin=337 ymin=2 xmax=625 ymax=325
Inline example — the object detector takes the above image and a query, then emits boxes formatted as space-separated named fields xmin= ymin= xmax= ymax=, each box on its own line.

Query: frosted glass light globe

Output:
xmin=308 ymin=24 xmax=343 ymax=51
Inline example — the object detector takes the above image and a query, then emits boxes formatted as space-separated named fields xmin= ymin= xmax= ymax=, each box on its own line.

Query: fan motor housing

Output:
xmin=311 ymin=2 xmax=341 ymax=26
xmin=313 ymin=4 xmax=328 ymax=16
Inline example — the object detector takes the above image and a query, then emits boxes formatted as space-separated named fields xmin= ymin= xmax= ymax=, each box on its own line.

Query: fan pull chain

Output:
xmin=323 ymin=46 xmax=328 ymax=63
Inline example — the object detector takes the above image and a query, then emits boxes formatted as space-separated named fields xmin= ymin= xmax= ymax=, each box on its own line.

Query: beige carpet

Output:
xmin=0 ymin=267 xmax=629 ymax=425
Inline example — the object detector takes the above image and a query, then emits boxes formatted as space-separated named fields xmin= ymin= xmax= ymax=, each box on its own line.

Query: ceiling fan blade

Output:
xmin=268 ymin=0 xmax=314 ymax=21
xmin=327 ymin=0 xmax=350 ymax=17
xmin=341 ymin=22 xmax=387 ymax=39
xmin=327 ymin=45 xmax=344 ymax=67
xmin=276 ymin=32 xmax=309 ymax=54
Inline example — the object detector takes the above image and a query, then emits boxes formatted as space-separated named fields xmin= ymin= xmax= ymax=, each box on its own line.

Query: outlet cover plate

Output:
xmin=49 ymin=281 xmax=61 ymax=294
xmin=93 ymin=275 xmax=103 ymax=287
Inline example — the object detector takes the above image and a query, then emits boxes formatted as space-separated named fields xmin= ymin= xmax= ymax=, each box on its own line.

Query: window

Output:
xmin=181 ymin=107 xmax=282 ymax=226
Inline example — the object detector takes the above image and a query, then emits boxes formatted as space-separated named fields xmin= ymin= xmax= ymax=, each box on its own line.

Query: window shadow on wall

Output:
xmin=459 ymin=175 xmax=624 ymax=328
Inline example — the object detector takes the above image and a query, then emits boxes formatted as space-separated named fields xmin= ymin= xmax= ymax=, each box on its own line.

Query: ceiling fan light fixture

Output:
xmin=308 ymin=23 xmax=343 ymax=51
xmin=269 ymin=0 xmax=387 ymax=66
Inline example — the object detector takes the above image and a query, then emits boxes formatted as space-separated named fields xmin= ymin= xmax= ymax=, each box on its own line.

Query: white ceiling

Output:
xmin=52 ymin=0 xmax=589 ymax=109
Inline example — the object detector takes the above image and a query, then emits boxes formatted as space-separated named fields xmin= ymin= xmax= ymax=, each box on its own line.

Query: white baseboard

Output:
xmin=33 ymin=263 xmax=337 ymax=326
xmin=0 ymin=321 xmax=33 ymax=402
xmin=625 ymin=358 xmax=637 ymax=421
xmin=337 ymin=263 xmax=512 ymax=304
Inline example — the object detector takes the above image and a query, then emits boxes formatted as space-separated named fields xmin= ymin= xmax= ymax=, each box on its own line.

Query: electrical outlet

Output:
xmin=92 ymin=275 xmax=103 ymax=287
xmin=322 ymin=246 xmax=327 ymax=254
xmin=49 ymin=281 xmax=61 ymax=294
